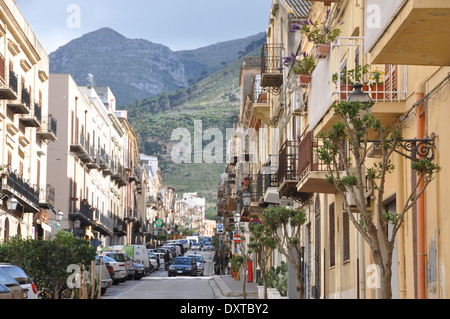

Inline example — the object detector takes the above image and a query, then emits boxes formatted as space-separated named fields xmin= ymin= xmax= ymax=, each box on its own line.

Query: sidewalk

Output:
xmin=213 ymin=275 xmax=259 ymax=298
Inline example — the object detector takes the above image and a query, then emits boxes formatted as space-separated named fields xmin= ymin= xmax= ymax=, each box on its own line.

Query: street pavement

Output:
xmin=213 ymin=274 xmax=258 ymax=299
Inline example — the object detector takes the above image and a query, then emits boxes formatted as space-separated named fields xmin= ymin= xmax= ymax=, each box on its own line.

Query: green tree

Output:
xmin=262 ymin=206 xmax=307 ymax=299
xmin=248 ymin=223 xmax=276 ymax=299
xmin=317 ymin=100 xmax=440 ymax=299
xmin=0 ymin=231 xmax=96 ymax=299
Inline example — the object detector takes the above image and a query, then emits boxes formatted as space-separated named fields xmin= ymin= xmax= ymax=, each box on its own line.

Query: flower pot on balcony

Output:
xmin=370 ymin=84 xmax=385 ymax=100
xmin=314 ymin=44 xmax=330 ymax=59
xmin=298 ymin=74 xmax=312 ymax=88
xmin=340 ymin=85 xmax=353 ymax=100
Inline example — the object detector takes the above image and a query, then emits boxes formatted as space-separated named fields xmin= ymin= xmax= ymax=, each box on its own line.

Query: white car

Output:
xmin=186 ymin=254 xmax=205 ymax=276
xmin=0 ymin=263 xmax=38 ymax=299
xmin=148 ymin=252 xmax=159 ymax=271
xmin=98 ymin=255 xmax=127 ymax=284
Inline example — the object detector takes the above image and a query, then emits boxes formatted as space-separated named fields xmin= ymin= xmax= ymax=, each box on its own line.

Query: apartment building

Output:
xmin=222 ymin=0 xmax=450 ymax=299
xmin=0 ymin=0 xmax=56 ymax=242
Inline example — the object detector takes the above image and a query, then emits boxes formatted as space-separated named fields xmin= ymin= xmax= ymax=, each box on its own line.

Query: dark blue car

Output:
xmin=168 ymin=257 xmax=198 ymax=277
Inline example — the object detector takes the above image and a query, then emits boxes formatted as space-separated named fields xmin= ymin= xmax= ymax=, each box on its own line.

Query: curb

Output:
xmin=213 ymin=276 xmax=259 ymax=298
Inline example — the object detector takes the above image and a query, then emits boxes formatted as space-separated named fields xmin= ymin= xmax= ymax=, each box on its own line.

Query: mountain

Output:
xmin=124 ymin=46 xmax=263 ymax=219
xmin=49 ymin=27 xmax=266 ymax=106
xmin=49 ymin=27 xmax=187 ymax=106
xmin=175 ymin=32 xmax=266 ymax=85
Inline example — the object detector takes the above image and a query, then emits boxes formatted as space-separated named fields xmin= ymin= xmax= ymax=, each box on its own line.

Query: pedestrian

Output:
xmin=164 ymin=250 xmax=170 ymax=271
xmin=213 ymin=251 xmax=221 ymax=275
xmin=226 ymin=251 xmax=232 ymax=274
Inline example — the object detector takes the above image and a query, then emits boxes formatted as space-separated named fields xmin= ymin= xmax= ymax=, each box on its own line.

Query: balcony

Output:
xmin=260 ymin=44 xmax=284 ymax=89
xmin=69 ymin=199 xmax=94 ymax=228
xmin=367 ymin=0 xmax=450 ymax=66
xmin=93 ymin=211 xmax=114 ymax=236
xmin=79 ymin=144 xmax=95 ymax=165
xmin=251 ymin=75 xmax=271 ymax=125
xmin=7 ymin=84 xmax=30 ymax=114
xmin=114 ymin=218 xmax=127 ymax=236
xmin=70 ymin=133 xmax=88 ymax=156
xmin=257 ymin=164 xmax=280 ymax=205
xmin=277 ymin=140 xmax=312 ymax=203
xmin=39 ymin=185 xmax=55 ymax=209
xmin=310 ymin=37 xmax=407 ymax=135
xmin=296 ymin=131 xmax=344 ymax=194
xmin=0 ymin=61 xmax=18 ymax=100
xmin=37 ymin=115 xmax=57 ymax=141
xmin=19 ymin=101 xmax=41 ymax=128
xmin=2 ymin=171 xmax=40 ymax=213
xmin=111 ymin=163 xmax=128 ymax=187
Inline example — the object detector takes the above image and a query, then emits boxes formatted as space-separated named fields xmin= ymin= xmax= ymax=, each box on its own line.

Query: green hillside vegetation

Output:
xmin=124 ymin=46 xmax=263 ymax=219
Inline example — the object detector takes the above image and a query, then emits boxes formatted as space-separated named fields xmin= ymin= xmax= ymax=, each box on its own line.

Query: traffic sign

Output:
xmin=217 ymin=223 xmax=224 ymax=233
xmin=233 ymin=234 xmax=241 ymax=243
xmin=249 ymin=219 xmax=262 ymax=232
xmin=155 ymin=220 xmax=162 ymax=228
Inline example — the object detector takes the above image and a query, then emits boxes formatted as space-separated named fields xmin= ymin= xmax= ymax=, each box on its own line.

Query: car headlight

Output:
xmin=169 ymin=266 xmax=175 ymax=270
xmin=186 ymin=267 xmax=191 ymax=271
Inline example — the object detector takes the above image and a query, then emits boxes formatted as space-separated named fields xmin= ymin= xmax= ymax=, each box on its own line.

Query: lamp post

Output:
xmin=347 ymin=83 xmax=373 ymax=104
xmin=6 ymin=196 xmax=18 ymax=211
xmin=241 ymin=189 xmax=251 ymax=208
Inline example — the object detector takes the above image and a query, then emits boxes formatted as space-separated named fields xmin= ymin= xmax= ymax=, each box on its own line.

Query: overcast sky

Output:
xmin=15 ymin=0 xmax=273 ymax=54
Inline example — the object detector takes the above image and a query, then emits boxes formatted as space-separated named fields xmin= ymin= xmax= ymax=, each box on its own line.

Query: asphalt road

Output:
xmin=102 ymin=249 xmax=221 ymax=299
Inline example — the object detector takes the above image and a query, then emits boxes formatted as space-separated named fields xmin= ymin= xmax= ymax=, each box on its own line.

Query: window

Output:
xmin=329 ymin=203 xmax=335 ymax=267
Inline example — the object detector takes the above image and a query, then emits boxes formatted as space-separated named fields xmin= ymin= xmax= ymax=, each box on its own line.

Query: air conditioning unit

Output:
xmin=344 ymin=167 xmax=373 ymax=209
xmin=293 ymin=90 xmax=307 ymax=115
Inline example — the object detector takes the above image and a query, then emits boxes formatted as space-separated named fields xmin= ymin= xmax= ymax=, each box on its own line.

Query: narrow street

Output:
xmin=102 ymin=250 xmax=225 ymax=299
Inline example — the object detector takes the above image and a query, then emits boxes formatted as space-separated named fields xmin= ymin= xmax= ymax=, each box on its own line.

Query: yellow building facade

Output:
xmin=228 ymin=0 xmax=450 ymax=299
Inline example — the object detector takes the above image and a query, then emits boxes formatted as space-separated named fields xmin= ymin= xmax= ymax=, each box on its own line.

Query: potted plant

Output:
xmin=292 ymin=13 xmax=344 ymax=59
xmin=333 ymin=67 xmax=353 ymax=100
xmin=281 ymin=52 xmax=316 ymax=88
xmin=256 ymin=276 xmax=265 ymax=299
xmin=348 ymin=64 xmax=370 ymax=90
xmin=369 ymin=68 xmax=385 ymax=99
xmin=231 ymin=255 xmax=243 ymax=279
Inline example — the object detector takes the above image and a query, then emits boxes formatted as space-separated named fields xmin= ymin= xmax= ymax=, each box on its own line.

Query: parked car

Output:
xmin=160 ymin=246 xmax=177 ymax=258
xmin=0 ymin=269 xmax=25 ymax=299
xmin=191 ymin=242 xmax=201 ymax=251
xmin=162 ymin=244 xmax=181 ymax=256
xmin=148 ymin=249 xmax=164 ymax=267
xmin=148 ymin=252 xmax=159 ymax=271
xmin=203 ymin=242 xmax=214 ymax=251
xmin=100 ymin=251 xmax=134 ymax=280
xmin=168 ymin=257 xmax=198 ymax=277
xmin=0 ymin=263 xmax=37 ymax=299
xmin=133 ymin=262 xmax=145 ymax=280
xmin=98 ymin=254 xmax=127 ymax=284
xmin=0 ymin=283 xmax=13 ymax=299
xmin=105 ymin=245 xmax=151 ymax=276
xmin=93 ymin=256 xmax=113 ymax=295
xmin=186 ymin=254 xmax=205 ymax=276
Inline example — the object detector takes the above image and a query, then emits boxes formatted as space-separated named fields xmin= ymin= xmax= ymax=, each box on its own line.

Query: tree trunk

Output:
xmin=296 ymin=269 xmax=303 ymax=299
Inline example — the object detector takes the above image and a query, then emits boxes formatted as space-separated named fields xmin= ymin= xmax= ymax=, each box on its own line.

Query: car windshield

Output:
xmin=100 ymin=255 xmax=115 ymax=263
xmin=107 ymin=253 xmax=125 ymax=262
xmin=188 ymin=255 xmax=203 ymax=262
xmin=1 ymin=266 xmax=31 ymax=284
xmin=173 ymin=258 xmax=192 ymax=265
xmin=0 ymin=269 xmax=18 ymax=285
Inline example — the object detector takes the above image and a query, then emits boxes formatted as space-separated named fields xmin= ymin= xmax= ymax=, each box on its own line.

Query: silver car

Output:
xmin=0 ymin=263 xmax=37 ymax=299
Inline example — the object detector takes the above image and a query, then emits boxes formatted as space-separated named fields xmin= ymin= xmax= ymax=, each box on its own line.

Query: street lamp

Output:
xmin=233 ymin=212 xmax=241 ymax=224
xmin=241 ymin=189 xmax=251 ymax=208
xmin=74 ymin=219 xmax=81 ymax=229
xmin=347 ymin=83 xmax=373 ymax=104
xmin=6 ymin=196 xmax=18 ymax=211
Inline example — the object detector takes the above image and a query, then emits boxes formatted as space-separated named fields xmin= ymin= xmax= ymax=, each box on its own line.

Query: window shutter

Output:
xmin=385 ymin=64 xmax=397 ymax=99
xmin=329 ymin=203 xmax=335 ymax=267
xmin=343 ymin=211 xmax=350 ymax=262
